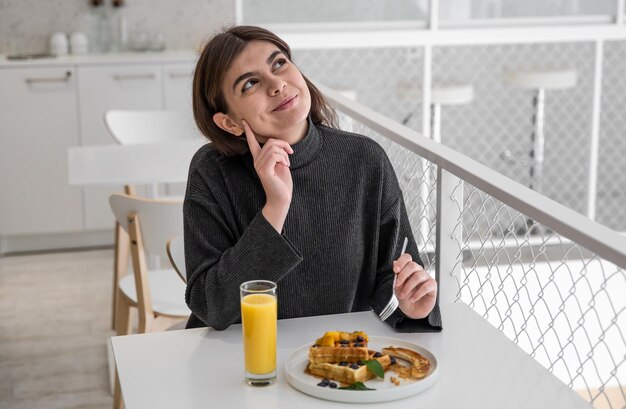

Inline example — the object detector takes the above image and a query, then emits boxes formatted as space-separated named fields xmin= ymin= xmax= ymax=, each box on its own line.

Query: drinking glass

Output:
xmin=240 ymin=280 xmax=277 ymax=386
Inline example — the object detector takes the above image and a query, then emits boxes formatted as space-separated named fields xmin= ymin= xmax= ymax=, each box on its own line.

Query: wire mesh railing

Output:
xmin=453 ymin=181 xmax=625 ymax=408
xmin=329 ymin=88 xmax=626 ymax=409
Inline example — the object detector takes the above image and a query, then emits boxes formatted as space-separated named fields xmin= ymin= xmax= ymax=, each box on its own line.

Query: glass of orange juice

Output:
xmin=240 ymin=280 xmax=277 ymax=386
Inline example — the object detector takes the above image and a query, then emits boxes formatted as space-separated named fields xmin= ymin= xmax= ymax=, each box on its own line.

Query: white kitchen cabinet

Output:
xmin=0 ymin=52 xmax=198 ymax=253
xmin=77 ymin=63 xmax=163 ymax=230
xmin=0 ymin=66 xmax=84 ymax=236
xmin=163 ymin=62 xmax=195 ymax=112
xmin=162 ymin=62 xmax=197 ymax=197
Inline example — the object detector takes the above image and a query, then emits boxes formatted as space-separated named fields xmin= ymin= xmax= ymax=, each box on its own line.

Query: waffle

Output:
xmin=308 ymin=331 xmax=369 ymax=364
xmin=381 ymin=346 xmax=431 ymax=379
xmin=308 ymin=351 xmax=392 ymax=384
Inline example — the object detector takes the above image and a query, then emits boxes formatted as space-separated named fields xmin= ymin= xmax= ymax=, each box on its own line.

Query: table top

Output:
xmin=68 ymin=140 xmax=205 ymax=186
xmin=111 ymin=302 xmax=591 ymax=409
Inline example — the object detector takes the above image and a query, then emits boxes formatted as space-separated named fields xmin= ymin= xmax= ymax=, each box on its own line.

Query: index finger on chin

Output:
xmin=242 ymin=120 xmax=261 ymax=159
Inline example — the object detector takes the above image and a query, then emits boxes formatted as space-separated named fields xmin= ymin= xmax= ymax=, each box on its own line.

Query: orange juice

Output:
xmin=241 ymin=293 xmax=277 ymax=375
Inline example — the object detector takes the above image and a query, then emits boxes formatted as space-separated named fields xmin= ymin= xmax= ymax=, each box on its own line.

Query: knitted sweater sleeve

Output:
xmin=370 ymin=154 xmax=443 ymax=332
xmin=183 ymin=168 xmax=302 ymax=330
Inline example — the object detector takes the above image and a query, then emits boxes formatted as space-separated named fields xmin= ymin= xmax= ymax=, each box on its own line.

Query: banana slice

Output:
xmin=381 ymin=346 xmax=431 ymax=379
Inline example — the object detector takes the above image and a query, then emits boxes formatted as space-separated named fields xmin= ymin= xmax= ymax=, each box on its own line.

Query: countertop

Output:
xmin=0 ymin=50 xmax=198 ymax=68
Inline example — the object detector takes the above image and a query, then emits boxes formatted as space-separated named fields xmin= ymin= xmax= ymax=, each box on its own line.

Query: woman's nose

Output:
xmin=268 ymin=77 xmax=286 ymax=95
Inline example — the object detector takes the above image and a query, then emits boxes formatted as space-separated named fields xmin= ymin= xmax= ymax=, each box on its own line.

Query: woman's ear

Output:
xmin=213 ymin=112 xmax=244 ymax=136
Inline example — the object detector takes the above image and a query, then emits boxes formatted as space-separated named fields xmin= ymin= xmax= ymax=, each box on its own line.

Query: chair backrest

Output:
xmin=109 ymin=193 xmax=183 ymax=262
xmin=166 ymin=235 xmax=186 ymax=283
xmin=104 ymin=109 xmax=202 ymax=145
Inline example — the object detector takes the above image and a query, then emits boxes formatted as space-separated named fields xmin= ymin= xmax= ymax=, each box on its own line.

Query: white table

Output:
xmin=68 ymin=140 xmax=205 ymax=187
xmin=111 ymin=302 xmax=590 ymax=409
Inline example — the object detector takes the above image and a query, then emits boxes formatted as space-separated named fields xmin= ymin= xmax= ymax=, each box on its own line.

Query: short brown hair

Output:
xmin=192 ymin=26 xmax=338 ymax=156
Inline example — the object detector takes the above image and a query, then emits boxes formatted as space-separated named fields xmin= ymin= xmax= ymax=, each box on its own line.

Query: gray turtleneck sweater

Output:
xmin=183 ymin=119 xmax=442 ymax=332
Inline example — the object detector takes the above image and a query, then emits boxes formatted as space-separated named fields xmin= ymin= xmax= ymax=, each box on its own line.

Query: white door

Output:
xmin=0 ymin=66 xmax=84 ymax=236
xmin=77 ymin=64 xmax=163 ymax=230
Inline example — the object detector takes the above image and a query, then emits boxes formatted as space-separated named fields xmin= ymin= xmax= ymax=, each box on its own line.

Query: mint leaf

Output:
xmin=364 ymin=359 xmax=385 ymax=379
xmin=338 ymin=381 xmax=376 ymax=391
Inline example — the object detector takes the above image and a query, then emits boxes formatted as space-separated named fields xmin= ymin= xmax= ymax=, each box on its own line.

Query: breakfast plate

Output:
xmin=284 ymin=336 xmax=438 ymax=403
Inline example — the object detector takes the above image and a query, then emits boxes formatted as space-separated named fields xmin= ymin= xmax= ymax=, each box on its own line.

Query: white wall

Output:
xmin=0 ymin=0 xmax=234 ymax=54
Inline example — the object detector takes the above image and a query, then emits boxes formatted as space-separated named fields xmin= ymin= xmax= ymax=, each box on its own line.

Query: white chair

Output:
xmin=104 ymin=109 xmax=201 ymax=198
xmin=166 ymin=235 xmax=186 ymax=283
xmin=104 ymin=109 xmax=202 ymax=145
xmin=104 ymin=110 xmax=200 ymax=331
xmin=104 ymin=109 xmax=200 ymax=199
xmin=109 ymin=193 xmax=190 ymax=409
xmin=109 ymin=193 xmax=189 ymax=333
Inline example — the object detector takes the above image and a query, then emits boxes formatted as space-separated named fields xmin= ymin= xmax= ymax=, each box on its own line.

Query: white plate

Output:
xmin=284 ymin=336 xmax=438 ymax=403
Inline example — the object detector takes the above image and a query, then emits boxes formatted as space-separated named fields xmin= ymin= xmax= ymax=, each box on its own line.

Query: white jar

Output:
xmin=70 ymin=32 xmax=89 ymax=54
xmin=49 ymin=32 xmax=69 ymax=56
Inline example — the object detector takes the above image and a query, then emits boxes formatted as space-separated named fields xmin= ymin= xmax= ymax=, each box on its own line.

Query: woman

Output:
xmin=185 ymin=25 xmax=441 ymax=332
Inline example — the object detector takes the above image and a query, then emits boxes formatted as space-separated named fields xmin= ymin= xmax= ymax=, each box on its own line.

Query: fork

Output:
xmin=379 ymin=237 xmax=408 ymax=322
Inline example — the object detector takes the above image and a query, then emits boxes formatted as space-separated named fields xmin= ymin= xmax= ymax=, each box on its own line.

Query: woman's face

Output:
xmin=215 ymin=40 xmax=311 ymax=144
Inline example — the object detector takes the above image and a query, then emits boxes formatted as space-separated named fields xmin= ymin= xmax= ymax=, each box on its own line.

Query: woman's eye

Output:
xmin=273 ymin=58 xmax=287 ymax=70
xmin=242 ymin=79 xmax=257 ymax=93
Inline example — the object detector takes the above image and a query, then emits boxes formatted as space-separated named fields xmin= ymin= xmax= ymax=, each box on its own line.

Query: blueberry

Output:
xmin=357 ymin=360 xmax=365 ymax=366
xmin=354 ymin=343 xmax=363 ymax=348
xmin=317 ymin=378 xmax=330 ymax=387
xmin=373 ymin=352 xmax=382 ymax=358
xmin=390 ymin=357 xmax=397 ymax=365
xmin=329 ymin=382 xmax=337 ymax=389
xmin=338 ymin=361 xmax=349 ymax=366
xmin=356 ymin=336 xmax=365 ymax=342
xmin=350 ymin=363 xmax=359 ymax=370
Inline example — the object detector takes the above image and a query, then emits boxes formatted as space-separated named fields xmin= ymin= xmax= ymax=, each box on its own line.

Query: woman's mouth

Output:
xmin=273 ymin=95 xmax=297 ymax=111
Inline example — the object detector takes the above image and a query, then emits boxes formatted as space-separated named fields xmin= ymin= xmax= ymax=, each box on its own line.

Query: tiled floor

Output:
xmin=0 ymin=249 xmax=115 ymax=409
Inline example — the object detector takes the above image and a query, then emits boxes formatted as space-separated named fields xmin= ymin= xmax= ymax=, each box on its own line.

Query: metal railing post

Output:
xmin=435 ymin=167 xmax=463 ymax=305
xmin=587 ymin=39 xmax=604 ymax=221
xmin=420 ymin=37 xmax=433 ymax=248
xmin=234 ymin=0 xmax=243 ymax=25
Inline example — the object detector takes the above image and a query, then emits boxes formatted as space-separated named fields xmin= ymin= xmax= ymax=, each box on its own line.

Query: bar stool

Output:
xmin=396 ymin=81 xmax=474 ymax=245
xmin=421 ymin=83 xmax=474 ymax=246
xmin=505 ymin=68 xmax=577 ymax=235
xmin=430 ymin=83 xmax=474 ymax=143
xmin=399 ymin=82 xmax=474 ymax=141
xmin=505 ymin=69 xmax=577 ymax=194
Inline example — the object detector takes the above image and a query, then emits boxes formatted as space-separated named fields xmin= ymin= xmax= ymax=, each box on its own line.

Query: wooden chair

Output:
xmin=109 ymin=193 xmax=190 ymax=409
xmin=104 ymin=110 xmax=200 ymax=330
xmin=166 ymin=235 xmax=187 ymax=283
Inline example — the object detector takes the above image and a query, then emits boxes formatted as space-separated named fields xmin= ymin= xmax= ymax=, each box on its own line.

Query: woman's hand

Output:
xmin=243 ymin=120 xmax=294 ymax=232
xmin=392 ymin=253 xmax=437 ymax=319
